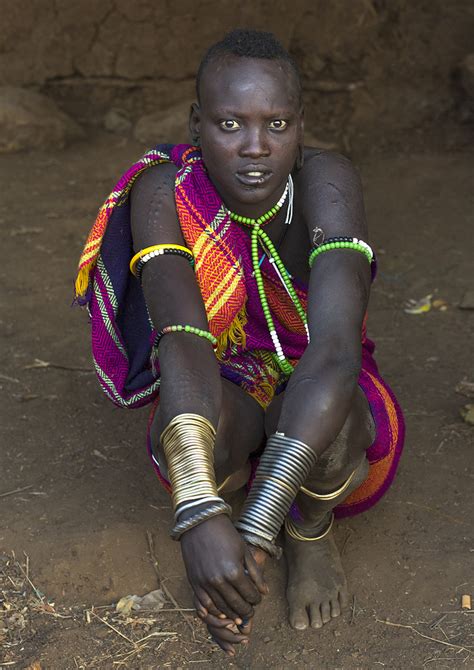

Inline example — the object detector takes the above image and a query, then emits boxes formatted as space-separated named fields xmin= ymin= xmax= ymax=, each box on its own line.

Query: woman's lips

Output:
xmin=235 ymin=170 xmax=272 ymax=186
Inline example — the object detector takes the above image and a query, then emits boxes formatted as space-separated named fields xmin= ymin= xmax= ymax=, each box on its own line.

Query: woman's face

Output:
xmin=190 ymin=56 xmax=303 ymax=216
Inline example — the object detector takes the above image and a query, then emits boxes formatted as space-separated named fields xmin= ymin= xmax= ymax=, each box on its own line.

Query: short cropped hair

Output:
xmin=196 ymin=29 xmax=302 ymax=103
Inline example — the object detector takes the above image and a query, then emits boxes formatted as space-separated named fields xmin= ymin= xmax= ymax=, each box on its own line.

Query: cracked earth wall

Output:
xmin=1 ymin=0 xmax=473 ymax=147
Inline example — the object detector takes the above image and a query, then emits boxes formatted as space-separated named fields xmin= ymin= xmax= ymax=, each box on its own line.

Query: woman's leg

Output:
xmin=266 ymin=385 xmax=375 ymax=630
xmin=150 ymin=377 xmax=265 ymax=490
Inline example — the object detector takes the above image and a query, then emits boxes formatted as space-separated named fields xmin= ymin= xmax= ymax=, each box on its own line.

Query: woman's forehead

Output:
xmin=199 ymin=56 xmax=301 ymax=111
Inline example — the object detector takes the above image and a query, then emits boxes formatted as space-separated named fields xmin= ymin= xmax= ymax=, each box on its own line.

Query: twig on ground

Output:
xmin=34 ymin=603 xmax=73 ymax=619
xmin=429 ymin=613 xmax=447 ymax=630
xmin=15 ymin=552 xmax=45 ymax=603
xmin=111 ymin=640 xmax=158 ymax=666
xmin=423 ymin=656 xmax=468 ymax=667
xmin=145 ymin=530 xmax=163 ymax=586
xmin=341 ymin=527 xmax=353 ymax=556
xmin=350 ymin=595 xmax=356 ymax=625
xmin=135 ymin=631 xmax=177 ymax=644
xmin=435 ymin=439 xmax=447 ymax=455
xmin=0 ymin=373 xmax=20 ymax=384
xmin=3 ymin=572 xmax=18 ymax=588
xmin=376 ymin=618 xmax=474 ymax=654
xmin=23 ymin=358 xmax=93 ymax=373
xmin=0 ymin=485 xmax=33 ymax=499
xmin=437 ymin=626 xmax=449 ymax=642
xmin=112 ymin=637 xmax=170 ymax=666
xmin=146 ymin=530 xmax=195 ymax=635
xmin=88 ymin=609 xmax=135 ymax=645
xmin=154 ymin=608 xmax=195 ymax=612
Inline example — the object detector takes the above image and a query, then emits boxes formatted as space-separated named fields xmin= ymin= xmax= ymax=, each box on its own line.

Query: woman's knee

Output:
xmin=214 ymin=379 xmax=265 ymax=474
xmin=305 ymin=386 xmax=373 ymax=487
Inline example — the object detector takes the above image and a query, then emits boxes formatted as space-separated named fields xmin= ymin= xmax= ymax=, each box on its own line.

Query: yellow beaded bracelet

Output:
xmin=130 ymin=244 xmax=194 ymax=277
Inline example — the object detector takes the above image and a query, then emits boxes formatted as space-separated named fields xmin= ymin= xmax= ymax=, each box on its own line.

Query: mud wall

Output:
xmin=1 ymin=0 xmax=473 ymax=149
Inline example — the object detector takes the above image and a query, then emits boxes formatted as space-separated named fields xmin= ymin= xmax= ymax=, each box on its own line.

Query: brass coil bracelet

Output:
xmin=160 ymin=413 xmax=218 ymax=511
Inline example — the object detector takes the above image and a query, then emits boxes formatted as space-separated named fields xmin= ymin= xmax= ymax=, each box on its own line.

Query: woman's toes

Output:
xmin=285 ymin=525 xmax=349 ymax=631
xmin=309 ymin=604 xmax=323 ymax=629
xmin=339 ymin=589 xmax=349 ymax=611
xmin=321 ymin=601 xmax=331 ymax=624
xmin=331 ymin=597 xmax=341 ymax=618
xmin=289 ymin=604 xmax=309 ymax=630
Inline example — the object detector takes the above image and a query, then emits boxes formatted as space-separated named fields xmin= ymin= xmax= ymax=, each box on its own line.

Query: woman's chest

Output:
xmin=259 ymin=207 xmax=312 ymax=286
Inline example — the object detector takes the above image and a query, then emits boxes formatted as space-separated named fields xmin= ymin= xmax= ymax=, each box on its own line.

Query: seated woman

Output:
xmin=75 ymin=29 xmax=404 ymax=656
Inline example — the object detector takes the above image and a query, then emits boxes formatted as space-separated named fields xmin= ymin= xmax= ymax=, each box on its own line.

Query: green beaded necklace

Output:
xmin=227 ymin=176 xmax=309 ymax=375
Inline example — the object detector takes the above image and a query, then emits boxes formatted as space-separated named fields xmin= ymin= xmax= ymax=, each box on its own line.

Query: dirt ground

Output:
xmin=0 ymin=133 xmax=473 ymax=669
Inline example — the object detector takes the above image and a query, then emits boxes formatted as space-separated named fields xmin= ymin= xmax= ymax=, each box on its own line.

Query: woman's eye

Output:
xmin=220 ymin=120 xmax=240 ymax=130
xmin=269 ymin=120 xmax=288 ymax=130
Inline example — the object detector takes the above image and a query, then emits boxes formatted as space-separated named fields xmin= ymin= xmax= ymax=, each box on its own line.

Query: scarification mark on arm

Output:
xmin=146 ymin=172 xmax=175 ymax=229
xmin=327 ymin=182 xmax=345 ymax=197
xmin=326 ymin=181 xmax=352 ymax=209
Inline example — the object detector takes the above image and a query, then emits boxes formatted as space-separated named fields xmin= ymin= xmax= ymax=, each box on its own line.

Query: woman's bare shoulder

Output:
xmin=130 ymin=161 xmax=182 ymax=247
xmin=295 ymin=147 xmax=362 ymax=195
xmin=295 ymin=147 xmax=366 ymax=239
xmin=301 ymin=147 xmax=358 ymax=176
xmin=131 ymin=161 xmax=178 ymax=202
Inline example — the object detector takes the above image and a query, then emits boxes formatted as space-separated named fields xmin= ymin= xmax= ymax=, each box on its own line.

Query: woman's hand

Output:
xmin=180 ymin=513 xmax=268 ymax=624
xmin=191 ymin=538 xmax=270 ymax=655
xmin=195 ymin=603 xmax=250 ymax=656
xmin=246 ymin=544 xmax=268 ymax=573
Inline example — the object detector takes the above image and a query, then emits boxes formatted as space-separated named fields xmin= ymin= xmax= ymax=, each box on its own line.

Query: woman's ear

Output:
xmin=189 ymin=103 xmax=201 ymax=145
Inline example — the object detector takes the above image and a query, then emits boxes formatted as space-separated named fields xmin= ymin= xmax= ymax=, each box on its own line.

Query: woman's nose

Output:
xmin=239 ymin=127 xmax=270 ymax=158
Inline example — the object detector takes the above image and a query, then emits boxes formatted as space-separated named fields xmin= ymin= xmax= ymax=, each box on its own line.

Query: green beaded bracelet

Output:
xmin=153 ymin=325 xmax=217 ymax=349
xmin=309 ymin=237 xmax=374 ymax=269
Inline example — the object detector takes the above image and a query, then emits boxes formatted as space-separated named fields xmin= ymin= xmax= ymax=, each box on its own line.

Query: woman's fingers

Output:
xmin=197 ymin=609 xmax=236 ymax=629
xmin=194 ymin=594 xmax=208 ymax=618
xmin=207 ymin=585 xmax=249 ymax=624
xmin=193 ymin=588 xmax=226 ymax=619
xmin=210 ymin=633 xmax=236 ymax=656
xmin=209 ymin=625 xmax=248 ymax=643
xmin=237 ymin=616 xmax=253 ymax=636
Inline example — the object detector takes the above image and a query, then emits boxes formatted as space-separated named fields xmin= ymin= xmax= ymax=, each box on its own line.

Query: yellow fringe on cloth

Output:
xmin=215 ymin=304 xmax=248 ymax=359
xmin=75 ymin=265 xmax=92 ymax=298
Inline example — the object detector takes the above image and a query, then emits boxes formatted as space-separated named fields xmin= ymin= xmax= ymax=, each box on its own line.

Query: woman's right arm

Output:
xmin=130 ymin=163 xmax=221 ymax=427
xmin=130 ymin=164 xmax=263 ymax=639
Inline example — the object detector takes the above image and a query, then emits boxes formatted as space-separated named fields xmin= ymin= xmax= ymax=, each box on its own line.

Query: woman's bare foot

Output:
xmin=284 ymin=523 xmax=349 ymax=630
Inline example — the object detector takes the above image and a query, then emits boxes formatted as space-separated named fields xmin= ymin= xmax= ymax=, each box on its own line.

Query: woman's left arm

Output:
xmin=276 ymin=151 xmax=371 ymax=452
